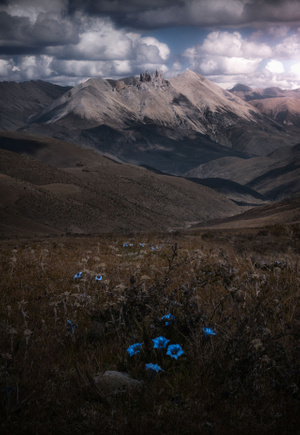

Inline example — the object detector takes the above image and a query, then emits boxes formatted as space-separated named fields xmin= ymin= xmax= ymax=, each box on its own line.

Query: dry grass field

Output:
xmin=0 ymin=226 xmax=299 ymax=434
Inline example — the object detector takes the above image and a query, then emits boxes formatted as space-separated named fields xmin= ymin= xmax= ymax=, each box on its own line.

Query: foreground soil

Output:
xmin=0 ymin=226 xmax=299 ymax=434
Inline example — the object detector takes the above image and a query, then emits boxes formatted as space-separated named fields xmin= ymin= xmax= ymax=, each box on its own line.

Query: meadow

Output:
xmin=0 ymin=226 xmax=299 ymax=434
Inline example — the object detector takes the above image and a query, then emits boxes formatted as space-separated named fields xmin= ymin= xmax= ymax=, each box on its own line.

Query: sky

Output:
xmin=1 ymin=0 xmax=300 ymax=89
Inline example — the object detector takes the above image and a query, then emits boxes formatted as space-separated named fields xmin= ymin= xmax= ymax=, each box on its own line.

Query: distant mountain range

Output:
xmin=229 ymin=83 xmax=300 ymax=127
xmin=0 ymin=70 xmax=299 ymax=236
xmin=2 ymin=70 xmax=298 ymax=175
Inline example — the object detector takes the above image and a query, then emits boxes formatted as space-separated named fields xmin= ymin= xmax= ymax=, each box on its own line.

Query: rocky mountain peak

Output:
xmin=139 ymin=70 xmax=166 ymax=88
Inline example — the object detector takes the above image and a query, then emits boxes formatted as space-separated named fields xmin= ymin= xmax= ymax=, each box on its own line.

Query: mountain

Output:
xmin=186 ymin=177 xmax=267 ymax=206
xmin=20 ymin=70 xmax=295 ymax=175
xmin=0 ymin=132 xmax=241 ymax=237
xmin=192 ymin=196 xmax=300 ymax=230
xmin=229 ymin=84 xmax=300 ymax=101
xmin=0 ymin=80 xmax=71 ymax=131
xmin=185 ymin=143 xmax=300 ymax=200
xmin=229 ymin=84 xmax=300 ymax=127
xmin=250 ymin=98 xmax=300 ymax=127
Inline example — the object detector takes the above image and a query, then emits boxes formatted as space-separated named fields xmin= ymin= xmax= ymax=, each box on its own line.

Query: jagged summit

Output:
xmin=139 ymin=69 xmax=164 ymax=83
xmin=138 ymin=69 xmax=167 ymax=89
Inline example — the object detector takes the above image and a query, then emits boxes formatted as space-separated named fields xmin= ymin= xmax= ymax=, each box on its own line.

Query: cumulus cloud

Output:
xmin=184 ymin=31 xmax=270 ymax=76
xmin=0 ymin=0 xmax=300 ymax=89
xmin=274 ymin=29 xmax=300 ymax=59
xmin=183 ymin=29 xmax=300 ymax=89
xmin=0 ymin=14 xmax=170 ymax=83
xmin=0 ymin=58 xmax=13 ymax=77
xmin=266 ymin=59 xmax=285 ymax=74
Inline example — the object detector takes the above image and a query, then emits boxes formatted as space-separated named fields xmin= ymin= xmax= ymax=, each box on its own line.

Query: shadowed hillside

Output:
xmin=0 ymin=80 xmax=71 ymax=131
xmin=0 ymin=132 xmax=241 ymax=237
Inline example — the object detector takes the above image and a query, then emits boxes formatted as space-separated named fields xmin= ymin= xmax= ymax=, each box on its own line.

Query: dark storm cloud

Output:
xmin=66 ymin=0 xmax=300 ymax=29
xmin=67 ymin=0 xmax=182 ymax=15
xmin=0 ymin=10 xmax=79 ymax=55
xmin=242 ymin=0 xmax=300 ymax=24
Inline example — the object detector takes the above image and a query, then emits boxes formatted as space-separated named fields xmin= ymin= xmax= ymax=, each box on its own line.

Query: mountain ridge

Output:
xmin=17 ymin=69 xmax=295 ymax=175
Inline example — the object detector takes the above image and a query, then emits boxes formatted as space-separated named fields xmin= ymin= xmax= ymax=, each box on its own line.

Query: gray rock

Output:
xmin=93 ymin=371 xmax=143 ymax=396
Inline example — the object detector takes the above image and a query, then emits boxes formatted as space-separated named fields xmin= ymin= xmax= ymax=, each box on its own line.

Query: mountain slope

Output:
xmin=0 ymin=132 xmax=241 ymax=237
xmin=250 ymin=98 xmax=300 ymax=127
xmin=185 ymin=143 xmax=300 ymax=200
xmin=229 ymin=84 xmax=300 ymax=127
xmin=20 ymin=70 xmax=294 ymax=174
xmin=192 ymin=196 xmax=300 ymax=229
xmin=0 ymin=80 xmax=71 ymax=131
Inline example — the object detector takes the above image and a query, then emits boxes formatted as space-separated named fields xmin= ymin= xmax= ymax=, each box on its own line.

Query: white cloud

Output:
xmin=4 ymin=0 xmax=67 ymax=22
xmin=0 ymin=15 xmax=170 ymax=84
xmin=183 ymin=30 xmax=300 ymax=90
xmin=0 ymin=58 xmax=13 ymax=76
xmin=184 ymin=31 xmax=266 ymax=76
xmin=265 ymin=59 xmax=284 ymax=74
xmin=47 ymin=17 xmax=170 ymax=68
xmin=17 ymin=55 xmax=53 ymax=80
xmin=191 ymin=31 xmax=273 ymax=60
xmin=290 ymin=62 xmax=300 ymax=77
xmin=139 ymin=37 xmax=170 ymax=61
xmin=274 ymin=29 xmax=300 ymax=59
xmin=200 ymin=31 xmax=243 ymax=57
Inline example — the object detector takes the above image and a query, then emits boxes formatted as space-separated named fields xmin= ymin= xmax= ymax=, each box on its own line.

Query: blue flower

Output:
xmin=153 ymin=336 xmax=170 ymax=349
xmin=151 ymin=246 xmax=156 ymax=251
xmin=67 ymin=319 xmax=78 ymax=334
xmin=74 ymin=272 xmax=82 ymax=279
xmin=123 ymin=243 xmax=128 ymax=247
xmin=166 ymin=344 xmax=184 ymax=360
xmin=139 ymin=243 xmax=144 ymax=247
xmin=95 ymin=275 xmax=102 ymax=281
xmin=127 ymin=342 xmax=143 ymax=356
xmin=146 ymin=363 xmax=164 ymax=373
xmin=203 ymin=327 xmax=216 ymax=336
xmin=129 ymin=243 xmax=134 ymax=247
xmin=161 ymin=313 xmax=175 ymax=325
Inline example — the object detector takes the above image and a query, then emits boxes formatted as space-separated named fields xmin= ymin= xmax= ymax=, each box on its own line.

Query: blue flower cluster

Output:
xmin=74 ymin=272 xmax=103 ymax=281
xmin=126 ymin=312 xmax=186 ymax=376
